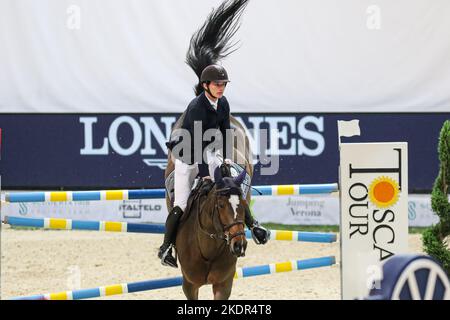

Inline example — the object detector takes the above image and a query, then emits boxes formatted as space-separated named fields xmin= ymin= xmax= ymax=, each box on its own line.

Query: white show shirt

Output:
xmin=205 ymin=95 xmax=218 ymax=110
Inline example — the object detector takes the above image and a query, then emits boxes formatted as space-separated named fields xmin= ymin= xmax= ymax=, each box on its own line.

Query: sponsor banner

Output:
xmin=339 ymin=142 xmax=409 ymax=300
xmin=1 ymin=198 xmax=168 ymax=224
xmin=0 ymin=113 xmax=447 ymax=191
xmin=2 ymin=192 xmax=438 ymax=227
xmin=252 ymin=194 xmax=438 ymax=227
xmin=408 ymin=194 xmax=440 ymax=227
xmin=2 ymin=193 xmax=340 ymax=225
xmin=251 ymin=194 xmax=340 ymax=225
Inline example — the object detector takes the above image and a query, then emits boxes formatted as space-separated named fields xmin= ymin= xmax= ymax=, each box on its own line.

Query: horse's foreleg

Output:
xmin=182 ymin=278 xmax=200 ymax=300
xmin=212 ymin=275 xmax=234 ymax=300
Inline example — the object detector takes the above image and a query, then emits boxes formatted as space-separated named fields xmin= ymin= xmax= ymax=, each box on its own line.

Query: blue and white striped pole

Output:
xmin=11 ymin=277 xmax=184 ymax=300
xmin=245 ymin=229 xmax=337 ymax=243
xmin=10 ymin=256 xmax=336 ymax=300
xmin=4 ymin=216 xmax=165 ymax=234
xmin=4 ymin=216 xmax=337 ymax=243
xmin=4 ymin=183 xmax=338 ymax=203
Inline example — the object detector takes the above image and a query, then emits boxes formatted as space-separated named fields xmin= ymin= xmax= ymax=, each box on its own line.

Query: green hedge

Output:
xmin=422 ymin=120 xmax=450 ymax=274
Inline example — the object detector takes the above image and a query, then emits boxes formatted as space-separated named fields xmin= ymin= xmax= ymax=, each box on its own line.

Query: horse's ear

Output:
xmin=233 ymin=169 xmax=246 ymax=186
xmin=214 ymin=166 xmax=223 ymax=183
xmin=220 ymin=163 xmax=232 ymax=177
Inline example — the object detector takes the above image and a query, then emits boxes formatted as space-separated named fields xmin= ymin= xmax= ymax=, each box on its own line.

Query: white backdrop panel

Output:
xmin=1 ymin=0 xmax=449 ymax=112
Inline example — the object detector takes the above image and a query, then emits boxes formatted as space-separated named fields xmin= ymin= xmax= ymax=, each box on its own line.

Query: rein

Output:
xmin=196 ymin=190 xmax=245 ymax=245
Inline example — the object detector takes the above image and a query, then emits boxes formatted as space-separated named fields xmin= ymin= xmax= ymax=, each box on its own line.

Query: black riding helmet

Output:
xmin=200 ymin=65 xmax=230 ymax=83
xmin=200 ymin=65 xmax=229 ymax=99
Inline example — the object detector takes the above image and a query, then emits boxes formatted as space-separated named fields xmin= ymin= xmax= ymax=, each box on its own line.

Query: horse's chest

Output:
xmin=206 ymin=263 xmax=237 ymax=284
xmin=180 ymin=252 xmax=237 ymax=285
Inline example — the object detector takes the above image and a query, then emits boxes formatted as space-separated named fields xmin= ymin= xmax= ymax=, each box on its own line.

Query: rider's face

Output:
xmin=205 ymin=81 xmax=227 ymax=99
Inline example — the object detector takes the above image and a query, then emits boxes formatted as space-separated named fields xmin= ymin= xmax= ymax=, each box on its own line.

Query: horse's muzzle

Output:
xmin=230 ymin=238 xmax=247 ymax=257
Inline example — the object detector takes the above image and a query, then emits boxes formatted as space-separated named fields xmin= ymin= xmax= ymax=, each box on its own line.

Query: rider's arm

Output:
xmin=219 ymin=97 xmax=232 ymax=160
xmin=183 ymin=107 xmax=209 ymax=177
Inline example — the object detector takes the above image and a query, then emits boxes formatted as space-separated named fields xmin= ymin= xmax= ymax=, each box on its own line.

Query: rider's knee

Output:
xmin=173 ymin=201 xmax=187 ymax=212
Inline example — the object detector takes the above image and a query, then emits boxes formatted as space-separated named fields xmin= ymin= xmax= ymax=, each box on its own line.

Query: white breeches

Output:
xmin=173 ymin=150 xmax=222 ymax=211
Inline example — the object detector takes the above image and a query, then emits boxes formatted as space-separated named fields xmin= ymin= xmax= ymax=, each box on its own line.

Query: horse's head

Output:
xmin=212 ymin=165 xmax=248 ymax=257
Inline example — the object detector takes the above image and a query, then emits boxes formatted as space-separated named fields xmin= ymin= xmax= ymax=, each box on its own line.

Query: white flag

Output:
xmin=338 ymin=120 xmax=361 ymax=138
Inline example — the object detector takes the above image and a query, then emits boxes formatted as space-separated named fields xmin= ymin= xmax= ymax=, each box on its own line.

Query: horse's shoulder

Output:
xmin=183 ymin=180 xmax=215 ymax=217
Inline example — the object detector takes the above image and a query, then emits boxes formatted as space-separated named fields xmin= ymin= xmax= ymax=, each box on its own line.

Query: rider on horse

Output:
xmin=158 ymin=65 xmax=270 ymax=268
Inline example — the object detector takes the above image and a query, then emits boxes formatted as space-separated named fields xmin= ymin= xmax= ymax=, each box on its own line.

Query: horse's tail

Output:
xmin=186 ymin=0 xmax=249 ymax=96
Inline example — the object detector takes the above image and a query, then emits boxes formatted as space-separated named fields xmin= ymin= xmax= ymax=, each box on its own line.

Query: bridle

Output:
xmin=197 ymin=186 xmax=246 ymax=245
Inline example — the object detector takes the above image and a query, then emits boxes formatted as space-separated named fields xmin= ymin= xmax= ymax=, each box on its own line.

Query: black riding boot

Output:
xmin=244 ymin=206 xmax=270 ymax=245
xmin=158 ymin=206 xmax=183 ymax=268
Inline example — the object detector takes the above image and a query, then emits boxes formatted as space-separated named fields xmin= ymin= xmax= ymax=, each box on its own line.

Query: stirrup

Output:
xmin=160 ymin=245 xmax=178 ymax=268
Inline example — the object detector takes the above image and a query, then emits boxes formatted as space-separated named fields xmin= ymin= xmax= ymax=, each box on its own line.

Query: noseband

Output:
xmin=197 ymin=187 xmax=245 ymax=245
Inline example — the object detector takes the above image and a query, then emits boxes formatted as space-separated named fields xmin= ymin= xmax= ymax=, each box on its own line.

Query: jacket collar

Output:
xmin=200 ymin=91 xmax=220 ymax=113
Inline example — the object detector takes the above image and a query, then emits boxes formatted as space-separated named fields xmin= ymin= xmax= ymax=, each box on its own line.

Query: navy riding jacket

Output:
xmin=170 ymin=91 xmax=232 ymax=177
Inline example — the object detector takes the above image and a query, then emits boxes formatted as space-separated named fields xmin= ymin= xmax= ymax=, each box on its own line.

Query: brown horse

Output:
xmin=164 ymin=114 xmax=253 ymax=299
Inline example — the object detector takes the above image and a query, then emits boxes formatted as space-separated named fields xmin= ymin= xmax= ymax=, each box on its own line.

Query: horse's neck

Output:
xmin=196 ymin=195 xmax=227 ymax=260
xmin=198 ymin=194 xmax=220 ymax=234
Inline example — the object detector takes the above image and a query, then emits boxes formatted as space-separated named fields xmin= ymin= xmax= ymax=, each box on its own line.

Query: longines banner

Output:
xmin=339 ymin=142 xmax=408 ymax=300
xmin=0 ymin=113 xmax=446 ymax=191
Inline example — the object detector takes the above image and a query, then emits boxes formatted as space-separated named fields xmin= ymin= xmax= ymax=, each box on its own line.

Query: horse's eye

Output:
xmin=218 ymin=203 xmax=225 ymax=209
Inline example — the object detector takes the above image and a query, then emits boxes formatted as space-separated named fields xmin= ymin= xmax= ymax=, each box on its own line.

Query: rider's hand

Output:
xmin=252 ymin=226 xmax=270 ymax=245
